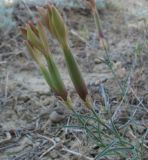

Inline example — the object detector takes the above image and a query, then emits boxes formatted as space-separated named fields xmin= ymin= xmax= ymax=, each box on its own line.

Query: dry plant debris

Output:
xmin=0 ymin=0 xmax=148 ymax=160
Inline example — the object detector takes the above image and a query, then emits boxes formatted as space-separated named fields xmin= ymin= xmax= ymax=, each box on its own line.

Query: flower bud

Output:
xmin=38 ymin=5 xmax=68 ymax=47
xmin=50 ymin=5 xmax=67 ymax=45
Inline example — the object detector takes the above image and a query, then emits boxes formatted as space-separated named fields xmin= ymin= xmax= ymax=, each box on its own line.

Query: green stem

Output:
xmin=72 ymin=109 xmax=105 ymax=147
xmin=93 ymin=8 xmax=126 ymax=96
xmin=91 ymin=108 xmax=123 ymax=144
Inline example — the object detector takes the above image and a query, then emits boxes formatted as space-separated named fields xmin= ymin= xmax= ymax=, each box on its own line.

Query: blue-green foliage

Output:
xmin=0 ymin=1 xmax=15 ymax=30
xmin=0 ymin=0 xmax=106 ymax=31
xmin=96 ymin=0 xmax=106 ymax=9
xmin=51 ymin=0 xmax=106 ymax=9
xmin=25 ymin=0 xmax=106 ymax=9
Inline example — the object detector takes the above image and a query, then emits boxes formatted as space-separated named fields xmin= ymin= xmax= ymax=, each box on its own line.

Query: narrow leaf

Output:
xmin=37 ymin=21 xmax=49 ymax=53
xmin=45 ymin=53 xmax=68 ymax=101
xmin=26 ymin=41 xmax=55 ymax=90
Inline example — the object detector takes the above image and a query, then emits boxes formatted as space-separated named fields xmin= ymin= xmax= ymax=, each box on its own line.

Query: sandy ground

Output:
xmin=0 ymin=0 xmax=148 ymax=159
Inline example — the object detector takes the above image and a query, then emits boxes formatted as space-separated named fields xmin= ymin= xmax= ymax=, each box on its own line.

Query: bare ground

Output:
xmin=0 ymin=0 xmax=148 ymax=160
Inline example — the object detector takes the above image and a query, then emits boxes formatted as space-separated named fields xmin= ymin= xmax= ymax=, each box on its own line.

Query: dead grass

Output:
xmin=0 ymin=0 xmax=148 ymax=159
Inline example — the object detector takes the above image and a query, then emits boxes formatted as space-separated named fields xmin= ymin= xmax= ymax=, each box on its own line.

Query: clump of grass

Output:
xmin=20 ymin=1 xmax=146 ymax=159
xmin=20 ymin=4 xmax=91 ymax=110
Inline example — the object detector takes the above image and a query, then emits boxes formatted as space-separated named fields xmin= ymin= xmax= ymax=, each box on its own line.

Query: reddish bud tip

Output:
xmin=27 ymin=21 xmax=39 ymax=37
xmin=20 ymin=27 xmax=27 ymax=39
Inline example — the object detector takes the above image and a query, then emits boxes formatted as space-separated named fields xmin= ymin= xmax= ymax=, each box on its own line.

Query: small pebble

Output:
xmin=49 ymin=111 xmax=64 ymax=123
xmin=55 ymin=137 xmax=61 ymax=142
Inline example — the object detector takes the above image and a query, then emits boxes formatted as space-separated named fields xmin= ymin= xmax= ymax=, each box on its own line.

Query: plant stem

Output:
xmin=72 ymin=109 xmax=105 ymax=147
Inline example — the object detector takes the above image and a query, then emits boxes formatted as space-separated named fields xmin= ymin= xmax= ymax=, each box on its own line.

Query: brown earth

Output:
xmin=0 ymin=0 xmax=148 ymax=160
